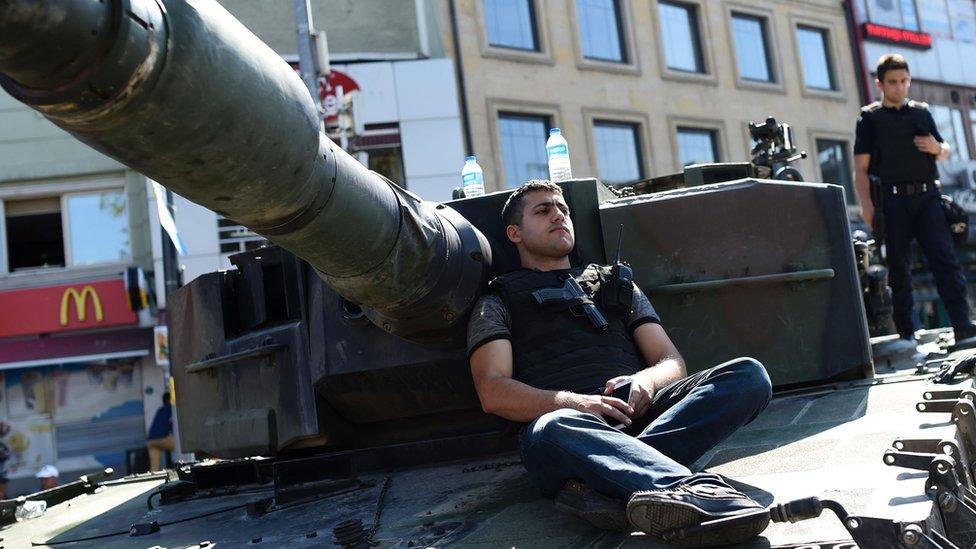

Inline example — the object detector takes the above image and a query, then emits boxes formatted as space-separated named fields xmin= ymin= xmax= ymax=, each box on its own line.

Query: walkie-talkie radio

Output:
xmin=601 ymin=224 xmax=634 ymax=314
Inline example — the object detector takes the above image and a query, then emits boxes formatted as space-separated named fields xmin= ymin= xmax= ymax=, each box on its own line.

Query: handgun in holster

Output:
xmin=532 ymin=277 xmax=609 ymax=331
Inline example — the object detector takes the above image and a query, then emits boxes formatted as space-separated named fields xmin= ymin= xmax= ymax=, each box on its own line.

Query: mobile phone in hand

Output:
xmin=607 ymin=378 xmax=632 ymax=429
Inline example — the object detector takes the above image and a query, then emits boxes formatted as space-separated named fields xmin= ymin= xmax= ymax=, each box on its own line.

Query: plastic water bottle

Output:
xmin=546 ymin=128 xmax=573 ymax=182
xmin=15 ymin=500 xmax=46 ymax=521
xmin=460 ymin=156 xmax=485 ymax=198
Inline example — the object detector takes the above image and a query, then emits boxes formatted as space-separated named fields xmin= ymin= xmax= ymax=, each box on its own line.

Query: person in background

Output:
xmin=146 ymin=391 xmax=174 ymax=471
xmin=36 ymin=464 xmax=58 ymax=491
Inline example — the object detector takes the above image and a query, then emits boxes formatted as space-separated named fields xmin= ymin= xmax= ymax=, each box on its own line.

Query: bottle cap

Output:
xmin=465 ymin=155 xmax=476 ymax=162
xmin=550 ymin=128 xmax=560 ymax=135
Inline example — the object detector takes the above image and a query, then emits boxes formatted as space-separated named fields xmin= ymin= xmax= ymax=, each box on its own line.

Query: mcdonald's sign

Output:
xmin=60 ymin=286 xmax=104 ymax=326
xmin=0 ymin=278 xmax=138 ymax=338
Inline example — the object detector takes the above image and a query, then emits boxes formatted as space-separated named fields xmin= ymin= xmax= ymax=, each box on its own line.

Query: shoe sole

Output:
xmin=627 ymin=497 xmax=769 ymax=547
xmin=554 ymin=493 xmax=628 ymax=532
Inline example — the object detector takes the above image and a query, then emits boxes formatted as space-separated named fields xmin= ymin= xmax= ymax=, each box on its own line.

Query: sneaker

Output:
xmin=626 ymin=482 xmax=769 ymax=547
xmin=554 ymin=479 xmax=628 ymax=532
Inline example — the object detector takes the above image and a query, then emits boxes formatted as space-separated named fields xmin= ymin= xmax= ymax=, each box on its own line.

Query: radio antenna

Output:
xmin=614 ymin=224 xmax=624 ymax=264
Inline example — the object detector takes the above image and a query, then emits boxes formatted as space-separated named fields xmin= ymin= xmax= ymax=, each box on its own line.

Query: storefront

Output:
xmin=0 ymin=273 xmax=161 ymax=495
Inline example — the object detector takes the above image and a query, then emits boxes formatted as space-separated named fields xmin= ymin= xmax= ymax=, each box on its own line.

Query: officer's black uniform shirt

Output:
xmin=853 ymin=100 xmax=944 ymax=185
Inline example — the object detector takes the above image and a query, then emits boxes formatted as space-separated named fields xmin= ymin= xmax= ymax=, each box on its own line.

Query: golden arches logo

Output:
xmin=60 ymin=286 xmax=104 ymax=326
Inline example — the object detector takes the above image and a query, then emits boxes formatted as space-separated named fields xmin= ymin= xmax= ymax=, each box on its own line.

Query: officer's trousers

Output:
xmin=883 ymin=189 xmax=971 ymax=337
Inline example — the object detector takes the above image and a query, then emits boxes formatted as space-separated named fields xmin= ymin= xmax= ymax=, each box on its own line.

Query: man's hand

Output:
xmin=564 ymin=392 xmax=634 ymax=427
xmin=914 ymin=134 xmax=942 ymax=155
xmin=604 ymin=374 xmax=654 ymax=418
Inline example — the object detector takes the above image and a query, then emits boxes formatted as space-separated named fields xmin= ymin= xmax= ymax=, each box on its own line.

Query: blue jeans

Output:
xmin=518 ymin=357 xmax=772 ymax=501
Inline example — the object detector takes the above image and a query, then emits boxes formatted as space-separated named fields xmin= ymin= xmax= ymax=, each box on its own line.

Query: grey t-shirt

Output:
xmin=466 ymin=283 xmax=661 ymax=356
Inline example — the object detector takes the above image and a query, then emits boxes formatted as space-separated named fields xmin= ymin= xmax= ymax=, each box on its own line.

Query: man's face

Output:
xmin=508 ymin=191 xmax=575 ymax=258
xmin=877 ymin=68 xmax=910 ymax=104
xmin=40 ymin=476 xmax=56 ymax=490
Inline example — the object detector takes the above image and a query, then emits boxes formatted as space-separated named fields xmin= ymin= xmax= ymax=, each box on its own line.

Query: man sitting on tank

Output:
xmin=467 ymin=180 xmax=773 ymax=545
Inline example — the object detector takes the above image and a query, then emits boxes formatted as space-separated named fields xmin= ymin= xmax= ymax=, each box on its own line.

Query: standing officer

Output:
xmin=853 ymin=54 xmax=975 ymax=345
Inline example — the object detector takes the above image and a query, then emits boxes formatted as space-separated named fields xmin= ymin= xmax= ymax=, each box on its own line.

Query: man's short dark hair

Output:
xmin=876 ymin=54 xmax=909 ymax=82
xmin=501 ymin=180 xmax=563 ymax=227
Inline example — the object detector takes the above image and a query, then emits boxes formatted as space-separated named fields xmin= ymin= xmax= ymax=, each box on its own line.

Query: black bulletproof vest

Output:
xmin=489 ymin=265 xmax=645 ymax=393
xmin=863 ymin=100 xmax=939 ymax=185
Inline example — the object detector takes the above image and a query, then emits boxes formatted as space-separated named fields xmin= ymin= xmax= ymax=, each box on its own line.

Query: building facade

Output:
xmin=442 ymin=0 xmax=863 ymax=208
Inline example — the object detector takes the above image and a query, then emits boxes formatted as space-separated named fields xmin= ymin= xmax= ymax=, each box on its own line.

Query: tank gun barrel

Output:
xmin=0 ymin=0 xmax=488 ymax=342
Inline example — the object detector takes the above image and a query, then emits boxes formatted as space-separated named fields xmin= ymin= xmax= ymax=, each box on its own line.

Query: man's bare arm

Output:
xmin=470 ymin=339 xmax=633 ymax=425
xmin=853 ymin=153 xmax=873 ymax=229
xmin=604 ymin=323 xmax=686 ymax=417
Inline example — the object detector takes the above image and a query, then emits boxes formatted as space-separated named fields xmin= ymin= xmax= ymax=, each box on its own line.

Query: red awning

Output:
xmin=0 ymin=327 xmax=153 ymax=369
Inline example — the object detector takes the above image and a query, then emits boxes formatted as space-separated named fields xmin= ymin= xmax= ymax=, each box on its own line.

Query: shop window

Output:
xmin=576 ymin=0 xmax=627 ymax=62
xmin=949 ymin=0 xmax=976 ymax=43
xmin=866 ymin=0 xmax=920 ymax=30
xmin=677 ymin=127 xmax=719 ymax=166
xmin=918 ymin=0 xmax=953 ymax=37
xmin=816 ymin=139 xmax=856 ymax=205
xmin=731 ymin=13 xmax=775 ymax=83
xmin=593 ymin=121 xmax=644 ymax=184
xmin=217 ymin=216 xmax=267 ymax=255
xmin=931 ymin=104 xmax=971 ymax=162
xmin=796 ymin=26 xmax=836 ymax=91
xmin=484 ymin=0 xmax=539 ymax=51
xmin=4 ymin=197 xmax=64 ymax=271
xmin=658 ymin=1 xmax=705 ymax=73
xmin=498 ymin=113 xmax=551 ymax=188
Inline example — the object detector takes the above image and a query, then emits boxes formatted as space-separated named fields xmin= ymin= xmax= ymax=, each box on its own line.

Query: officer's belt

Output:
xmin=886 ymin=181 xmax=934 ymax=196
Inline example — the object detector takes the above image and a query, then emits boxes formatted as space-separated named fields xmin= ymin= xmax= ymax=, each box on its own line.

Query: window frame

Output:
xmin=569 ymin=0 xmax=640 ymax=74
xmin=725 ymin=6 xmax=785 ymax=94
xmin=0 ymin=176 xmax=128 ymax=278
xmin=668 ymin=116 xmax=727 ymax=171
xmin=790 ymin=16 xmax=846 ymax=101
xmin=60 ymin=189 xmax=131 ymax=269
xmin=583 ymin=109 xmax=653 ymax=185
xmin=808 ymin=129 xmax=860 ymax=216
xmin=477 ymin=0 xmax=554 ymax=65
xmin=487 ymin=98 xmax=562 ymax=192
xmin=814 ymin=138 xmax=857 ymax=206
xmin=652 ymin=0 xmax=716 ymax=85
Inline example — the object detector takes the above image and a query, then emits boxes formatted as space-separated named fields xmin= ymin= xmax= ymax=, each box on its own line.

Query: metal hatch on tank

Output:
xmin=4 ymin=1 xmax=975 ymax=547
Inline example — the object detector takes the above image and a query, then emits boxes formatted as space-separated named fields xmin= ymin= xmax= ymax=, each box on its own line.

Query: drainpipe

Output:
xmin=448 ymin=0 xmax=474 ymax=156
xmin=844 ymin=0 xmax=873 ymax=105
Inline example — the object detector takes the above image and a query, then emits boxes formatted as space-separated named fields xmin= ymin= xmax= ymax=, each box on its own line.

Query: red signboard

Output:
xmin=863 ymin=23 xmax=932 ymax=49
xmin=0 ymin=278 xmax=138 ymax=339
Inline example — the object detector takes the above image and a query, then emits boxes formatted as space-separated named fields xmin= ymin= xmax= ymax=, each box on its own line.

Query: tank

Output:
xmin=1 ymin=2 xmax=973 ymax=547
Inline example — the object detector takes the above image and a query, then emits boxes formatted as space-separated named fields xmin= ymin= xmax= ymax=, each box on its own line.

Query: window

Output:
xmin=918 ymin=0 xmax=952 ymax=37
xmin=796 ymin=26 xmax=836 ymax=91
xmin=2 ymin=189 xmax=129 ymax=273
xmin=593 ymin=121 xmax=644 ymax=184
xmin=218 ymin=217 xmax=267 ymax=255
xmin=931 ymin=104 xmax=971 ymax=161
xmin=4 ymin=197 xmax=64 ymax=271
xmin=949 ymin=0 xmax=976 ymax=43
xmin=576 ymin=0 xmax=626 ymax=62
xmin=64 ymin=191 xmax=129 ymax=266
xmin=731 ymin=13 xmax=774 ymax=83
xmin=676 ymin=127 xmax=719 ymax=166
xmin=484 ymin=0 xmax=539 ymax=51
xmin=658 ymin=2 xmax=705 ymax=73
xmin=866 ymin=0 xmax=920 ymax=30
xmin=816 ymin=139 xmax=856 ymax=205
xmin=498 ymin=113 xmax=550 ymax=188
